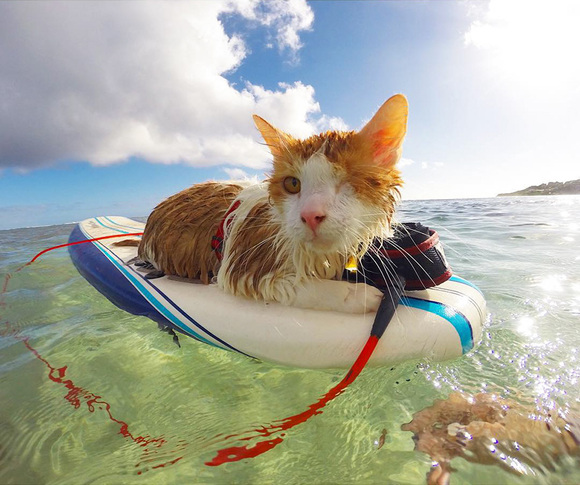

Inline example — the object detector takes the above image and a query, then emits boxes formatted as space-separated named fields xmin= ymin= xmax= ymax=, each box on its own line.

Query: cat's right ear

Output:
xmin=358 ymin=94 xmax=408 ymax=169
xmin=253 ymin=115 xmax=294 ymax=159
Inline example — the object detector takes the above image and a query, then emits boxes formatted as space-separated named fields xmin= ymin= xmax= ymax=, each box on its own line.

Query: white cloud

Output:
xmin=246 ymin=81 xmax=321 ymax=138
xmin=228 ymin=0 xmax=314 ymax=56
xmin=400 ymin=159 xmax=442 ymax=171
xmin=315 ymin=114 xmax=350 ymax=133
xmin=0 ymin=1 xmax=327 ymax=171
xmin=222 ymin=167 xmax=250 ymax=180
xmin=464 ymin=0 xmax=580 ymax=92
xmin=460 ymin=0 xmax=580 ymax=196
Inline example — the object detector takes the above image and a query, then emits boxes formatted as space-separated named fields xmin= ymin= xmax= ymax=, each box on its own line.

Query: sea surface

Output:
xmin=1 ymin=196 xmax=579 ymax=484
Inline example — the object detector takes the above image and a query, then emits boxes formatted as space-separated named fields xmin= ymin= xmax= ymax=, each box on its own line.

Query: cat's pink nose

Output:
xmin=301 ymin=210 xmax=326 ymax=233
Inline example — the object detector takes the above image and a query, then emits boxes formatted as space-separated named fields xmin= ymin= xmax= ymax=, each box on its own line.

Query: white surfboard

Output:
xmin=68 ymin=216 xmax=486 ymax=369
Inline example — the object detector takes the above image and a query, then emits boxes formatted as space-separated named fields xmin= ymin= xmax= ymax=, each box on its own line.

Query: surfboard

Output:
xmin=68 ymin=216 xmax=486 ymax=369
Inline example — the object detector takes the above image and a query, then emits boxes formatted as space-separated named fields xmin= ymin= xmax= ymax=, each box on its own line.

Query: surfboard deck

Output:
xmin=68 ymin=216 xmax=486 ymax=369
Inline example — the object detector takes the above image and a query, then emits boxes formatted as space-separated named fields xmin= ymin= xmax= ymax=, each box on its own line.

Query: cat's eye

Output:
xmin=283 ymin=176 xmax=301 ymax=194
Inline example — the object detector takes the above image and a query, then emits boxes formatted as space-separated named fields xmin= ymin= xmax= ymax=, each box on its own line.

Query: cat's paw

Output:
xmin=342 ymin=282 xmax=383 ymax=314
xmin=293 ymin=279 xmax=382 ymax=313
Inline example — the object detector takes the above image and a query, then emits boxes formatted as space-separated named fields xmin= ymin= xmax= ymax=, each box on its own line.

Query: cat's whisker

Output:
xmin=392 ymin=221 xmax=482 ymax=272
xmin=226 ymin=231 xmax=278 ymax=272
xmin=341 ymin=227 xmax=395 ymax=310
xmin=343 ymin=220 xmax=436 ymax=289
xmin=233 ymin=235 xmax=279 ymax=269
xmin=431 ymin=226 xmax=482 ymax=264
xmin=377 ymin=240 xmax=436 ymax=287
xmin=347 ymin=251 xmax=377 ymax=316
xmin=142 ymin=94 xmax=409 ymax=313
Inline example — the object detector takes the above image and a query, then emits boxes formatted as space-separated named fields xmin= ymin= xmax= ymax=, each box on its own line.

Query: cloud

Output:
xmin=399 ymin=159 xmax=442 ymax=171
xmin=398 ymin=158 xmax=415 ymax=168
xmin=461 ymin=0 xmax=580 ymax=195
xmin=464 ymin=0 xmax=580 ymax=92
xmin=228 ymin=0 xmax=314 ymax=56
xmin=314 ymin=114 xmax=350 ymax=133
xmin=222 ymin=167 xmax=251 ymax=180
xmin=0 ymin=1 xmax=328 ymax=171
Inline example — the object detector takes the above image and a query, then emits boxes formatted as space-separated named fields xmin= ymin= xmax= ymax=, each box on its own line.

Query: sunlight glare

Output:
xmin=465 ymin=0 xmax=580 ymax=92
xmin=536 ymin=275 xmax=566 ymax=293
xmin=517 ymin=316 xmax=536 ymax=337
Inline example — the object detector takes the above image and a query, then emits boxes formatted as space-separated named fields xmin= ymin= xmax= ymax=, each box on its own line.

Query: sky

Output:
xmin=0 ymin=0 xmax=579 ymax=230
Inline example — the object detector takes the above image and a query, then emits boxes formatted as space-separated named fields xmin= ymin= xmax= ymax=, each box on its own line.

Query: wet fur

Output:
xmin=134 ymin=95 xmax=408 ymax=311
xmin=139 ymin=182 xmax=244 ymax=283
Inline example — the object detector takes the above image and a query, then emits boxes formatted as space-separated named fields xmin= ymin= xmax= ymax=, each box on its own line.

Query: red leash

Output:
xmin=29 ymin=232 xmax=144 ymax=264
xmin=206 ymin=277 xmax=405 ymax=466
xmin=2 ymin=233 xmax=143 ymax=300
xmin=206 ymin=335 xmax=380 ymax=466
xmin=1 ymin=231 xmax=188 ymax=474
xmin=3 ymin=230 xmax=402 ymax=468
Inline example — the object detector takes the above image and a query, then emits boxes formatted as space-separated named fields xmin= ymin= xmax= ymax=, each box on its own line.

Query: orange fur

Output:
xmin=140 ymin=95 xmax=408 ymax=307
xmin=113 ymin=239 xmax=140 ymax=247
xmin=267 ymin=130 xmax=403 ymax=209
xmin=138 ymin=182 xmax=243 ymax=283
xmin=218 ymin=200 xmax=282 ymax=298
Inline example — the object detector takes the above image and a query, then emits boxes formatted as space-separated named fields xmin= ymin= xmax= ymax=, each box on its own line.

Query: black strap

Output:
xmin=370 ymin=275 xmax=406 ymax=339
xmin=344 ymin=222 xmax=452 ymax=291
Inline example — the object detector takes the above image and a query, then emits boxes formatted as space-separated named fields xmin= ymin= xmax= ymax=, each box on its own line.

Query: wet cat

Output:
xmin=137 ymin=94 xmax=408 ymax=313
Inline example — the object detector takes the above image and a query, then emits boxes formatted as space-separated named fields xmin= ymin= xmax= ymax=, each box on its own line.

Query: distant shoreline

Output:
xmin=497 ymin=179 xmax=580 ymax=197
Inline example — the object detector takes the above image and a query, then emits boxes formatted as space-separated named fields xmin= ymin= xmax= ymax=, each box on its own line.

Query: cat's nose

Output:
xmin=301 ymin=210 xmax=326 ymax=233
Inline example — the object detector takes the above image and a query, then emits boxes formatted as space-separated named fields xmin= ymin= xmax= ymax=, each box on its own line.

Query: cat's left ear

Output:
xmin=358 ymin=94 xmax=408 ymax=168
xmin=253 ymin=115 xmax=295 ymax=159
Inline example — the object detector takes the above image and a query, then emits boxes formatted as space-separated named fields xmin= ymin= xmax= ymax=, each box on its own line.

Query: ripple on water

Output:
xmin=1 ymin=197 xmax=580 ymax=484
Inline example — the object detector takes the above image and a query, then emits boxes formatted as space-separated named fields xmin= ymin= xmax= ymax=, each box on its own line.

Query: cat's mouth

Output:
xmin=303 ymin=229 xmax=350 ymax=253
xmin=305 ymin=237 xmax=333 ymax=251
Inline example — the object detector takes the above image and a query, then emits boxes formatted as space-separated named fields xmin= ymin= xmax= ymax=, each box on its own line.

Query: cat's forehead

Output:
xmin=298 ymin=152 xmax=341 ymax=187
xmin=292 ymin=131 xmax=357 ymax=162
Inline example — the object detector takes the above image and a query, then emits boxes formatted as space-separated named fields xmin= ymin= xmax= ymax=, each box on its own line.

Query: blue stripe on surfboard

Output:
xmin=73 ymin=224 xmax=254 ymax=357
xmin=400 ymin=296 xmax=474 ymax=354
xmin=72 ymin=224 xmax=217 ymax=346
xmin=81 ymin=226 xmax=220 ymax=347
xmin=449 ymin=275 xmax=483 ymax=296
xmin=94 ymin=217 xmax=131 ymax=234
xmin=134 ymin=277 xmax=255 ymax=359
xmin=103 ymin=216 xmax=145 ymax=232
xmin=90 ymin=240 xmax=224 ymax=348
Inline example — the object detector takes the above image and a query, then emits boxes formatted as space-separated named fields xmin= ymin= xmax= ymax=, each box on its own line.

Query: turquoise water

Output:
xmin=1 ymin=196 xmax=579 ymax=484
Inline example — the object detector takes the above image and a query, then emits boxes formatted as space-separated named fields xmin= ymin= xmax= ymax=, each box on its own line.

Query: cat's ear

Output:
xmin=358 ymin=94 xmax=408 ymax=168
xmin=253 ymin=115 xmax=294 ymax=159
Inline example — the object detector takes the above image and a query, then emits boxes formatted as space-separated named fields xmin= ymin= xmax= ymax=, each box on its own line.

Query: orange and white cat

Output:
xmin=137 ymin=94 xmax=408 ymax=313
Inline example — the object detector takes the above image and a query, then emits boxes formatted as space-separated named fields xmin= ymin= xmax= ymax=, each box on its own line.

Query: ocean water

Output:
xmin=1 ymin=195 xmax=579 ymax=484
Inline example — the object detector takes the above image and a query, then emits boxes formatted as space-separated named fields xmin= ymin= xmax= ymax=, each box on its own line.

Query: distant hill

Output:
xmin=497 ymin=179 xmax=580 ymax=197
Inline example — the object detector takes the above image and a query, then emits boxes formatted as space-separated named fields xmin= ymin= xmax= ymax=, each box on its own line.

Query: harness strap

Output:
xmin=349 ymin=222 xmax=452 ymax=291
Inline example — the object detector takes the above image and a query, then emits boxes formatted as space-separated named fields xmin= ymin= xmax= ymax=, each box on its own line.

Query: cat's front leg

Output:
xmin=224 ymin=272 xmax=383 ymax=314
xmin=290 ymin=279 xmax=383 ymax=314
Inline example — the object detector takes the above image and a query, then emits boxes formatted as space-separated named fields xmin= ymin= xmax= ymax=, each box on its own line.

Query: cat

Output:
xmin=137 ymin=94 xmax=408 ymax=313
